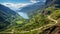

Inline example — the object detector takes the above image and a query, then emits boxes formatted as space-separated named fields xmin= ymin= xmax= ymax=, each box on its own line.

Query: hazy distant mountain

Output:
xmin=17 ymin=1 xmax=46 ymax=19
xmin=45 ymin=0 xmax=52 ymax=5
xmin=18 ymin=1 xmax=45 ymax=14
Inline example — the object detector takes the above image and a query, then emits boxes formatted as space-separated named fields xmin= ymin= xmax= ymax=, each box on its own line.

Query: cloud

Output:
xmin=30 ymin=0 xmax=40 ymax=3
xmin=30 ymin=0 xmax=46 ymax=3
xmin=1 ymin=3 xmax=32 ymax=10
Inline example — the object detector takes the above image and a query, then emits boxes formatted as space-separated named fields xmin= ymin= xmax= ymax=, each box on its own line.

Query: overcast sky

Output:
xmin=0 ymin=0 xmax=30 ymax=3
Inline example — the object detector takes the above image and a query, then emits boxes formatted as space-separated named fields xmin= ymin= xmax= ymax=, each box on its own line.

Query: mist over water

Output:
xmin=17 ymin=12 xmax=29 ymax=19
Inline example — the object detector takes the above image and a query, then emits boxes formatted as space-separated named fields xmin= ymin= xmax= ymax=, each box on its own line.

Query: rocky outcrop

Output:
xmin=42 ymin=10 xmax=51 ymax=16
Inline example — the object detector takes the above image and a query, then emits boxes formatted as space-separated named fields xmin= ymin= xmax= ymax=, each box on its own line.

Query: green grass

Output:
xmin=16 ymin=20 xmax=23 ymax=25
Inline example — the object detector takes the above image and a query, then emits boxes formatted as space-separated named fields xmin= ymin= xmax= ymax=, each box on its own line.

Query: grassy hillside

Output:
xmin=18 ymin=2 xmax=60 ymax=34
xmin=0 ymin=10 xmax=25 ymax=32
xmin=0 ymin=0 xmax=60 ymax=34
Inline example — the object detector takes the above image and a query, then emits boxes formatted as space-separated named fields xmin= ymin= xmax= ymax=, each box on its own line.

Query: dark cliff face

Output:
xmin=55 ymin=0 xmax=60 ymax=8
xmin=55 ymin=0 xmax=60 ymax=4
xmin=45 ymin=0 xmax=60 ymax=5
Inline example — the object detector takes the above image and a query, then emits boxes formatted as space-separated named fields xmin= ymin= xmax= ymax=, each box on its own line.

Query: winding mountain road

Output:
xmin=48 ymin=16 xmax=57 ymax=24
xmin=0 ymin=16 xmax=58 ymax=33
xmin=20 ymin=16 xmax=58 ymax=33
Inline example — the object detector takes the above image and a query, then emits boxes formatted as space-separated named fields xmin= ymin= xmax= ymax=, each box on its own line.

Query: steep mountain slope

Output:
xmin=39 ymin=0 xmax=60 ymax=34
xmin=0 ymin=4 xmax=17 ymax=15
xmin=0 ymin=0 xmax=60 ymax=34
xmin=17 ymin=0 xmax=60 ymax=34
xmin=0 ymin=4 xmax=24 ymax=31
